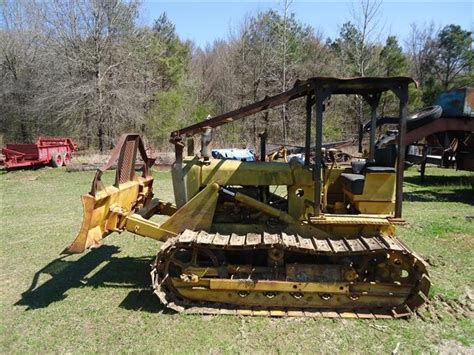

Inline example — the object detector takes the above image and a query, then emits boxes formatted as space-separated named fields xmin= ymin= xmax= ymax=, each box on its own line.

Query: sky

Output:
xmin=139 ymin=0 xmax=473 ymax=48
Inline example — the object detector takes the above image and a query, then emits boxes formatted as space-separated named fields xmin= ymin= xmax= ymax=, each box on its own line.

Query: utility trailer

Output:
xmin=1 ymin=137 xmax=77 ymax=170
xmin=361 ymin=87 xmax=474 ymax=178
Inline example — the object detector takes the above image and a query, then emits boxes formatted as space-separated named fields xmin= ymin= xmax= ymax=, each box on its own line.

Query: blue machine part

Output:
xmin=435 ymin=87 xmax=473 ymax=118
xmin=211 ymin=148 xmax=255 ymax=161
xmin=288 ymin=153 xmax=305 ymax=165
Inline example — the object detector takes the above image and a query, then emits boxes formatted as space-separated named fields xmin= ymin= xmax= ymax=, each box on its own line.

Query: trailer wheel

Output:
xmin=51 ymin=153 xmax=63 ymax=167
xmin=407 ymin=105 xmax=442 ymax=130
xmin=62 ymin=153 xmax=71 ymax=166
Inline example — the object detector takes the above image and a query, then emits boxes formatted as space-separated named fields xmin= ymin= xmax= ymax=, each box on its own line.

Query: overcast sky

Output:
xmin=139 ymin=0 xmax=473 ymax=48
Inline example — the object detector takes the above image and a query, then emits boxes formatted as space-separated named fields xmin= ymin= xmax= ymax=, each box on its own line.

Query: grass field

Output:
xmin=1 ymin=166 xmax=473 ymax=353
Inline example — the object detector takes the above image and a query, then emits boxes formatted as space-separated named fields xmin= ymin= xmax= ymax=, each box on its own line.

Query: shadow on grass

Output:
xmin=1 ymin=165 xmax=48 ymax=173
xmin=403 ymin=188 xmax=474 ymax=204
xmin=404 ymin=174 xmax=474 ymax=204
xmin=119 ymin=290 xmax=170 ymax=313
xmin=404 ymin=174 xmax=473 ymax=187
xmin=16 ymin=245 xmax=172 ymax=314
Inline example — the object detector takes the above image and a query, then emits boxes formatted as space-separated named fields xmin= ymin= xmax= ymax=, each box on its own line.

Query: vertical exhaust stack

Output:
xmin=201 ymin=115 xmax=213 ymax=162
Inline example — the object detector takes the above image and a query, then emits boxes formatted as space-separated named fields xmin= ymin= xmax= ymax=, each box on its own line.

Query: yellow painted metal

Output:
xmin=178 ymin=158 xmax=313 ymax=194
xmin=200 ymin=159 xmax=295 ymax=186
xmin=341 ymin=171 xmax=396 ymax=214
xmin=125 ymin=183 xmax=220 ymax=241
xmin=309 ymin=214 xmax=391 ymax=225
xmin=354 ymin=201 xmax=395 ymax=215
xmin=353 ymin=172 xmax=396 ymax=201
xmin=324 ymin=166 xmax=349 ymax=208
xmin=172 ymin=156 xmax=201 ymax=207
xmin=137 ymin=198 xmax=177 ymax=218
xmin=64 ymin=176 xmax=219 ymax=253
xmin=171 ymin=277 xmax=412 ymax=296
xmin=217 ymin=196 xmax=394 ymax=237
xmin=172 ymin=283 xmax=408 ymax=308
xmin=321 ymin=224 xmax=395 ymax=238
xmin=286 ymin=161 xmax=318 ymax=220
xmin=124 ymin=214 xmax=178 ymax=241
xmin=287 ymin=184 xmax=314 ymax=221
xmin=175 ymin=278 xmax=350 ymax=294
xmin=62 ymin=176 xmax=153 ymax=254
xmin=233 ymin=191 xmax=296 ymax=225
xmin=176 ymin=158 xmax=322 ymax=221
xmin=183 ymin=265 xmax=276 ymax=277
xmin=184 ymin=264 xmax=355 ymax=282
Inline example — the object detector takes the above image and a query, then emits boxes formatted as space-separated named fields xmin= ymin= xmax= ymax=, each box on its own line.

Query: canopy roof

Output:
xmin=171 ymin=76 xmax=416 ymax=139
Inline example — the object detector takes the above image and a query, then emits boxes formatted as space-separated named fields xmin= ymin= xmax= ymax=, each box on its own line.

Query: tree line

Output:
xmin=1 ymin=0 xmax=472 ymax=151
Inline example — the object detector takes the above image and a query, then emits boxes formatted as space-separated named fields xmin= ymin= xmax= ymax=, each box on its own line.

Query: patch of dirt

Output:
xmin=73 ymin=152 xmax=110 ymax=165
xmin=67 ymin=151 xmax=173 ymax=172
xmin=417 ymin=287 xmax=474 ymax=321
xmin=438 ymin=340 xmax=473 ymax=354
xmin=152 ymin=151 xmax=174 ymax=166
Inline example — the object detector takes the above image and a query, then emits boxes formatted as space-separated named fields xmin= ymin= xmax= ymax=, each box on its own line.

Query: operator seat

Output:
xmin=339 ymin=146 xmax=397 ymax=214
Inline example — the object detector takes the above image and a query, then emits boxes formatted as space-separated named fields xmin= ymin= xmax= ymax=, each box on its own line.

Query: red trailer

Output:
xmin=1 ymin=137 xmax=77 ymax=170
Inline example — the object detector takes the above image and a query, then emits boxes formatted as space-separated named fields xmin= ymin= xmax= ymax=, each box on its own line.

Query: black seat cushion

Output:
xmin=340 ymin=173 xmax=365 ymax=195
xmin=365 ymin=166 xmax=396 ymax=173
xmin=351 ymin=159 xmax=366 ymax=174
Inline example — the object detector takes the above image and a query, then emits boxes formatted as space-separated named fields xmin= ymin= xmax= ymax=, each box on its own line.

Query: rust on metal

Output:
xmin=65 ymin=76 xmax=433 ymax=319
xmin=151 ymin=230 xmax=429 ymax=317
xmin=405 ymin=118 xmax=474 ymax=145
xmin=170 ymin=77 xmax=416 ymax=140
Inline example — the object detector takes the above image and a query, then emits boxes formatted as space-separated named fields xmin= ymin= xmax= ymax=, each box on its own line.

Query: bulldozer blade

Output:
xmin=62 ymin=134 xmax=154 ymax=254
xmin=63 ymin=193 xmax=101 ymax=254
xmin=62 ymin=178 xmax=153 ymax=254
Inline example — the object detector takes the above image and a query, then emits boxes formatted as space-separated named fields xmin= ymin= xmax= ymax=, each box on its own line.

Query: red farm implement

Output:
xmin=1 ymin=137 xmax=77 ymax=170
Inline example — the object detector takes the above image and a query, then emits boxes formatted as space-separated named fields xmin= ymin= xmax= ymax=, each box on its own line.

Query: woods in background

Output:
xmin=1 ymin=0 xmax=472 ymax=151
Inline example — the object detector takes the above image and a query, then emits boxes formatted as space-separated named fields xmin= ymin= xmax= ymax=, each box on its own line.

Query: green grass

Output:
xmin=1 ymin=166 xmax=473 ymax=353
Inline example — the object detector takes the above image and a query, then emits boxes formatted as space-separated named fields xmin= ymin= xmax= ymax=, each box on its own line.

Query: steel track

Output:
xmin=151 ymin=230 xmax=431 ymax=319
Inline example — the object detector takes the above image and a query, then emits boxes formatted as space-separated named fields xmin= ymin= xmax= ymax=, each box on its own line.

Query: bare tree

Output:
xmin=280 ymin=0 xmax=292 ymax=143
xmin=405 ymin=22 xmax=437 ymax=86
xmin=5 ymin=0 xmax=465 ymax=151
xmin=349 ymin=0 xmax=383 ymax=77
xmin=331 ymin=0 xmax=383 ymax=142
xmin=31 ymin=0 xmax=157 ymax=150
xmin=0 ymin=0 xmax=44 ymax=142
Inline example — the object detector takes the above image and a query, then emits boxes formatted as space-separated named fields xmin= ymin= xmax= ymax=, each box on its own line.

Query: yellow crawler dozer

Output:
xmin=64 ymin=77 xmax=431 ymax=318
